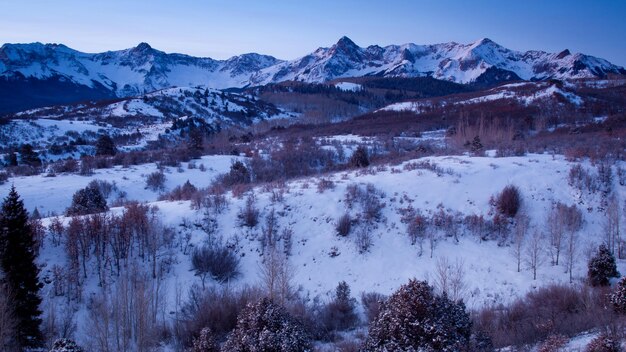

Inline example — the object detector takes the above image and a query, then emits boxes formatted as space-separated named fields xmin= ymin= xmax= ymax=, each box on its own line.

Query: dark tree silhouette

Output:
xmin=66 ymin=184 xmax=108 ymax=216
xmin=0 ymin=186 xmax=43 ymax=349
xmin=19 ymin=144 xmax=41 ymax=167
xmin=588 ymin=244 xmax=619 ymax=286
xmin=363 ymin=279 xmax=471 ymax=352
xmin=223 ymin=298 xmax=311 ymax=351
xmin=95 ymin=134 xmax=117 ymax=156
xmin=349 ymin=146 xmax=370 ymax=168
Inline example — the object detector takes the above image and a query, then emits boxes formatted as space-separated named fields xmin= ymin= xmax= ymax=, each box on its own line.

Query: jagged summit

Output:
xmin=0 ymin=37 xmax=624 ymax=113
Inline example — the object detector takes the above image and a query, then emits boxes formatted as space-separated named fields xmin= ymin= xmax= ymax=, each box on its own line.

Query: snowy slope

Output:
xmin=1 ymin=37 xmax=623 ymax=106
xmin=378 ymin=81 xmax=585 ymax=113
xmin=3 ymin=152 xmax=622 ymax=306
xmin=2 ymin=147 xmax=623 ymax=348
xmin=251 ymin=37 xmax=626 ymax=86
xmin=0 ymin=42 xmax=281 ymax=96
xmin=0 ymin=86 xmax=291 ymax=152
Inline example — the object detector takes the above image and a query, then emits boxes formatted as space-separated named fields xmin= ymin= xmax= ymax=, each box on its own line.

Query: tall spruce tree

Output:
xmin=0 ymin=186 xmax=43 ymax=348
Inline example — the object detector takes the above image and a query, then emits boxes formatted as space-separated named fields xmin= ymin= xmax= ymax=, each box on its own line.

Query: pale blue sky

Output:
xmin=0 ymin=0 xmax=624 ymax=65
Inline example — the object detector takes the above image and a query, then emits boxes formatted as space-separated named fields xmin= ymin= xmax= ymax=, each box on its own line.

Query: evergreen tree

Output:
xmin=471 ymin=135 xmax=483 ymax=154
xmin=191 ymin=327 xmax=219 ymax=352
xmin=363 ymin=279 xmax=471 ymax=352
xmin=0 ymin=186 xmax=43 ymax=348
xmin=323 ymin=281 xmax=358 ymax=331
xmin=94 ymin=134 xmax=117 ymax=156
xmin=610 ymin=276 xmax=626 ymax=314
xmin=49 ymin=338 xmax=85 ymax=352
xmin=66 ymin=184 xmax=108 ymax=216
xmin=349 ymin=146 xmax=369 ymax=168
xmin=222 ymin=298 xmax=311 ymax=352
xmin=588 ymin=244 xmax=619 ymax=287
xmin=19 ymin=144 xmax=41 ymax=167
xmin=3 ymin=152 xmax=17 ymax=167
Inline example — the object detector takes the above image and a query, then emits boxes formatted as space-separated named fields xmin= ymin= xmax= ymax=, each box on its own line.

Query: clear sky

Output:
xmin=1 ymin=0 xmax=624 ymax=66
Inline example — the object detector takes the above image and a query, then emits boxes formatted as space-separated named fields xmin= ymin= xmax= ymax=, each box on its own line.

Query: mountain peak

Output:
xmin=556 ymin=49 xmax=571 ymax=59
xmin=133 ymin=42 xmax=153 ymax=52
xmin=474 ymin=37 xmax=496 ymax=47
xmin=335 ymin=36 xmax=358 ymax=49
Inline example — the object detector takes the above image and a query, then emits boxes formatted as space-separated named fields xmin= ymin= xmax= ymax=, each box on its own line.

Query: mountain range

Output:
xmin=1 ymin=36 xmax=624 ymax=113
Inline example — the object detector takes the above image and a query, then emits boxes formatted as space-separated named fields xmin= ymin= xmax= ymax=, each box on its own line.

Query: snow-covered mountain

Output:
xmin=253 ymin=36 xmax=625 ymax=86
xmin=1 ymin=37 xmax=624 ymax=113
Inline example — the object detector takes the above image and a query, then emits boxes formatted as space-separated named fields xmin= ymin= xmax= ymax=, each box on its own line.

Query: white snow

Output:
xmin=2 ymin=143 xmax=624 ymax=349
xmin=334 ymin=82 xmax=363 ymax=92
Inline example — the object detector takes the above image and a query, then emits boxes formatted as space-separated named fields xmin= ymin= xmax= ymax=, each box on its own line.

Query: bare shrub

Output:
xmin=361 ymin=292 xmax=386 ymax=324
xmin=237 ymin=193 xmax=259 ymax=228
xmin=145 ymin=170 xmax=166 ymax=191
xmin=538 ymin=334 xmax=568 ymax=352
xmin=317 ymin=178 xmax=335 ymax=193
xmin=496 ymin=185 xmax=521 ymax=218
xmin=336 ymin=213 xmax=352 ymax=237
xmin=474 ymin=283 xmax=616 ymax=348
xmin=360 ymin=184 xmax=385 ymax=223
xmin=175 ymin=285 xmax=261 ymax=348
xmin=585 ymin=333 xmax=621 ymax=352
xmin=160 ymin=180 xmax=198 ymax=201
xmin=52 ymin=159 xmax=79 ymax=174
xmin=191 ymin=242 xmax=240 ymax=286
xmin=87 ymin=179 xmax=118 ymax=199
xmin=355 ymin=227 xmax=373 ymax=253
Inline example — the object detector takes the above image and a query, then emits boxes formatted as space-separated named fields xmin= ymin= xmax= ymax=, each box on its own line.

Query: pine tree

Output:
xmin=470 ymin=135 xmax=483 ymax=154
xmin=66 ymin=184 xmax=108 ymax=216
xmin=363 ymin=279 xmax=471 ymax=352
xmin=191 ymin=327 xmax=219 ymax=352
xmin=95 ymin=134 xmax=117 ymax=156
xmin=19 ymin=144 xmax=41 ymax=167
xmin=49 ymin=338 xmax=85 ymax=352
xmin=323 ymin=281 xmax=358 ymax=331
xmin=610 ymin=276 xmax=626 ymax=314
xmin=349 ymin=146 xmax=369 ymax=168
xmin=222 ymin=298 xmax=311 ymax=352
xmin=0 ymin=186 xmax=43 ymax=348
xmin=588 ymin=244 xmax=619 ymax=287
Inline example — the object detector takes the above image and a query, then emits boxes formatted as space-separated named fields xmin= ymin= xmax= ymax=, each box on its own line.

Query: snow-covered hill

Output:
xmin=4 ymin=152 xmax=623 ymax=305
xmin=378 ymin=81 xmax=586 ymax=114
xmin=0 ymin=87 xmax=290 ymax=152
xmin=1 ymin=37 xmax=624 ymax=113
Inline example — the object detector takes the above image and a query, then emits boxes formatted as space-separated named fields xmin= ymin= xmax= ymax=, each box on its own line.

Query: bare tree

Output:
xmin=434 ymin=256 xmax=467 ymax=302
xmin=565 ymin=230 xmax=579 ymax=284
xmin=260 ymin=208 xmax=278 ymax=254
xmin=512 ymin=212 xmax=529 ymax=272
xmin=605 ymin=196 xmax=621 ymax=257
xmin=86 ymin=266 xmax=165 ymax=352
xmin=427 ymin=227 xmax=439 ymax=259
xmin=259 ymin=248 xmax=295 ymax=305
xmin=547 ymin=205 xmax=565 ymax=266
xmin=526 ymin=230 xmax=545 ymax=280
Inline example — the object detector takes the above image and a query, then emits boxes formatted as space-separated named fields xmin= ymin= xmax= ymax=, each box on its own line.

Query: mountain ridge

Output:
xmin=1 ymin=37 xmax=624 ymax=113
